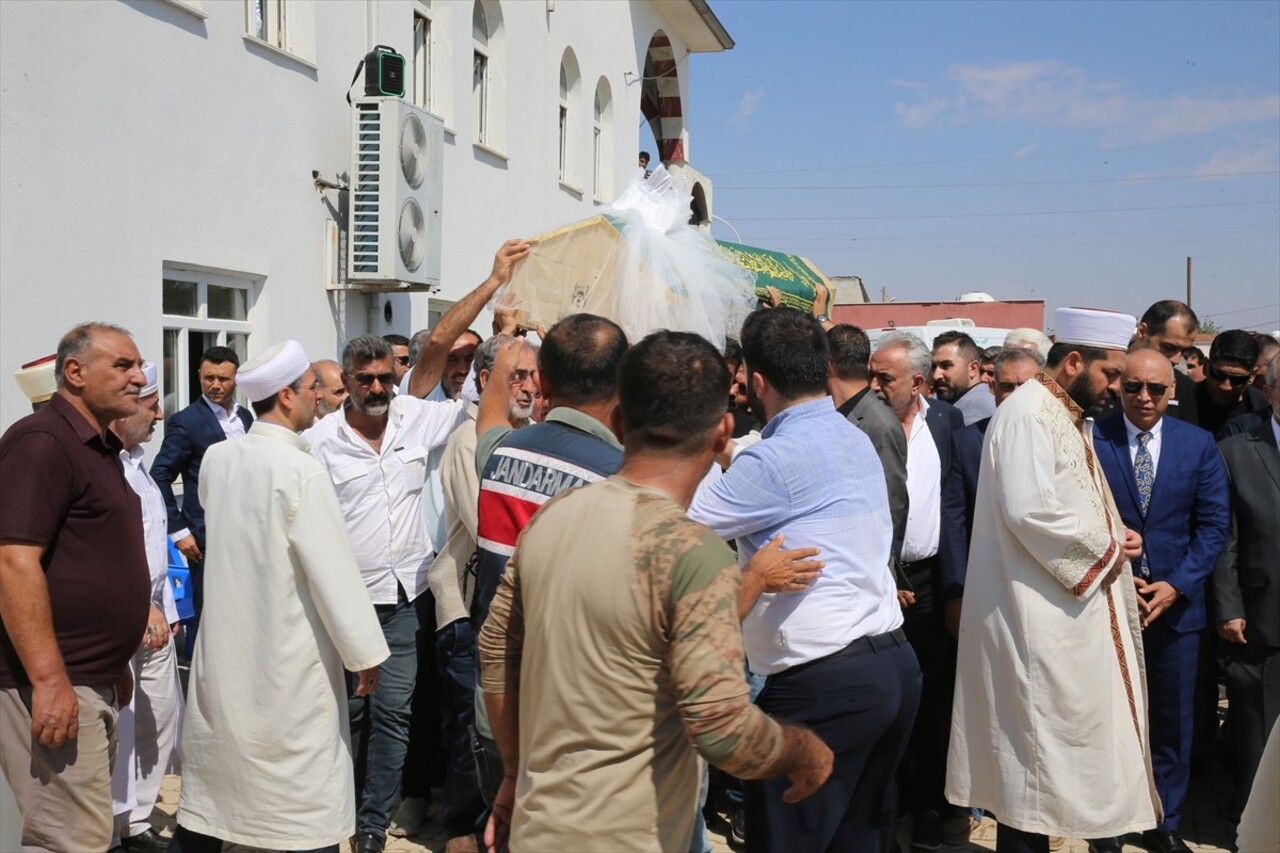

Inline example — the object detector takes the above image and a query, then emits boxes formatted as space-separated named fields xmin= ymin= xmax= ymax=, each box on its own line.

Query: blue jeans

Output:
xmin=435 ymin=618 xmax=487 ymax=838
xmin=349 ymin=591 xmax=420 ymax=839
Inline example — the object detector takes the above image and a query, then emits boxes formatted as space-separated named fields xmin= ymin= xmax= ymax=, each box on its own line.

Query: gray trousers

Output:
xmin=0 ymin=684 xmax=119 ymax=852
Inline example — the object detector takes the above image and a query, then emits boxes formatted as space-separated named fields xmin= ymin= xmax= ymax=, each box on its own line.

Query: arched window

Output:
xmin=593 ymin=77 xmax=613 ymax=202
xmin=557 ymin=48 xmax=582 ymax=189
xmin=469 ymin=0 xmax=506 ymax=154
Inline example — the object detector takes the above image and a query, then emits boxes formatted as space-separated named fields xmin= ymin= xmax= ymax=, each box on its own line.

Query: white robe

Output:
xmin=946 ymin=376 xmax=1161 ymax=838
xmin=177 ymin=421 xmax=389 ymax=849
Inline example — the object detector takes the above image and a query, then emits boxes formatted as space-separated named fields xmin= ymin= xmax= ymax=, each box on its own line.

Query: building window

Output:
xmin=161 ymin=268 xmax=255 ymax=418
xmin=244 ymin=0 xmax=315 ymax=65
xmin=413 ymin=5 xmax=432 ymax=112
xmin=593 ymin=77 xmax=612 ymax=202
xmin=472 ymin=1 xmax=489 ymax=144
xmin=248 ymin=0 xmax=285 ymax=49
xmin=558 ymin=48 xmax=581 ymax=189
xmin=559 ymin=65 xmax=569 ymax=182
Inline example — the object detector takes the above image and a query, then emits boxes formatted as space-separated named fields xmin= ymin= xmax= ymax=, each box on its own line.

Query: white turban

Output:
xmin=14 ymin=354 xmax=57 ymax=404
xmin=140 ymin=361 xmax=159 ymax=397
xmin=1053 ymin=307 xmax=1136 ymax=352
xmin=237 ymin=340 xmax=310 ymax=402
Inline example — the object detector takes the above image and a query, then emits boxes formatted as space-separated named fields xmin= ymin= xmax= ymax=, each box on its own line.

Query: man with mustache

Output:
xmin=305 ymin=240 xmax=529 ymax=853
xmin=0 ymin=322 xmax=149 ymax=850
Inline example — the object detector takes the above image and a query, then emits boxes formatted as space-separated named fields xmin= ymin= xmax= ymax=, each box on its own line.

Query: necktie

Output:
xmin=1134 ymin=431 xmax=1153 ymax=579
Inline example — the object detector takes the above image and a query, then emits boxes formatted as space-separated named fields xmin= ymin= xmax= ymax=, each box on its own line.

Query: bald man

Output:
xmin=313 ymin=360 xmax=348 ymax=418
xmin=1094 ymin=348 xmax=1230 ymax=853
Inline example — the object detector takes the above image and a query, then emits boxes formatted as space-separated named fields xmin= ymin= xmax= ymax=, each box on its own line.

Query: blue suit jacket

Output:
xmin=938 ymin=417 xmax=988 ymax=602
xmin=150 ymin=399 xmax=253 ymax=548
xmin=1094 ymin=412 xmax=1231 ymax=633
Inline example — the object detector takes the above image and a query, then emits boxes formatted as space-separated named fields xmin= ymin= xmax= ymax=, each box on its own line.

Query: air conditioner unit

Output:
xmin=347 ymin=97 xmax=443 ymax=287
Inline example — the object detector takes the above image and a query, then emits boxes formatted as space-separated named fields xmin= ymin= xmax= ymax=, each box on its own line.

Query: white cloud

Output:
xmin=1193 ymin=144 xmax=1280 ymax=178
xmin=1013 ymin=141 xmax=1039 ymax=159
xmin=892 ymin=60 xmax=1280 ymax=143
xmin=732 ymin=89 xmax=765 ymax=131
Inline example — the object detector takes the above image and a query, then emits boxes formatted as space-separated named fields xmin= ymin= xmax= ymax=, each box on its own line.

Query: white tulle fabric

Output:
xmin=495 ymin=167 xmax=756 ymax=351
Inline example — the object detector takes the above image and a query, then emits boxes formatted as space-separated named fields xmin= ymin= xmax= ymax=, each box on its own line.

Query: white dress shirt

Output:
xmin=1123 ymin=414 xmax=1164 ymax=478
xmin=305 ymin=395 xmax=467 ymax=604
xmin=203 ymin=395 xmax=246 ymax=439
xmin=902 ymin=394 xmax=942 ymax=563
xmin=120 ymin=445 xmax=180 ymax=624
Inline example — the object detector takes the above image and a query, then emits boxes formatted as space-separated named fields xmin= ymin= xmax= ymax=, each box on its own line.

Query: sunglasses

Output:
xmin=1121 ymin=380 xmax=1169 ymax=397
xmin=352 ymin=372 xmax=397 ymax=388
xmin=393 ymin=356 xmax=410 ymax=366
xmin=1206 ymin=364 xmax=1252 ymax=387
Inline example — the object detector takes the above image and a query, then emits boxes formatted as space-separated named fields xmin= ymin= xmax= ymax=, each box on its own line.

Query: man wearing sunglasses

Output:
xmin=304 ymin=240 xmax=530 ymax=853
xmin=1195 ymin=329 xmax=1267 ymax=438
xmin=1094 ymin=348 xmax=1230 ymax=853
xmin=383 ymin=335 xmax=412 ymax=386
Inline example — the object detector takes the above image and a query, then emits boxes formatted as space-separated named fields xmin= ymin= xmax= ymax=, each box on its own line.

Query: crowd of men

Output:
xmin=1 ymin=243 xmax=1277 ymax=853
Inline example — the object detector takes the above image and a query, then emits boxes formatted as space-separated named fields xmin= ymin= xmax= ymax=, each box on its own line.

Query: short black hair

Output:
xmin=1140 ymin=300 xmax=1199 ymax=336
xmin=639 ymin=150 xmax=651 ymax=164
xmin=740 ymin=307 xmax=829 ymax=399
xmin=382 ymin=333 xmax=410 ymax=348
xmin=1209 ymin=329 xmax=1260 ymax=370
xmin=1182 ymin=347 xmax=1203 ymax=366
xmin=1046 ymin=342 xmax=1110 ymax=369
xmin=827 ymin=324 xmax=871 ymax=381
xmin=250 ymin=374 xmax=304 ymax=417
xmin=932 ymin=330 xmax=981 ymax=365
xmin=619 ymin=331 xmax=728 ymax=454
xmin=982 ymin=345 xmax=1002 ymax=362
xmin=538 ymin=314 xmax=629 ymax=406
xmin=201 ymin=345 xmax=240 ymax=369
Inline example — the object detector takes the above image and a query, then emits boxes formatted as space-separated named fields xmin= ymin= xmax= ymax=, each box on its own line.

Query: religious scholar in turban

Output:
xmin=172 ymin=341 xmax=389 ymax=851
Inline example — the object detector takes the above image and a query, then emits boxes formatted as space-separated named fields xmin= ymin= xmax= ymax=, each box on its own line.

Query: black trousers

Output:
xmin=995 ymin=824 xmax=1049 ymax=853
xmin=1225 ymin=642 xmax=1280 ymax=817
xmin=744 ymin=635 xmax=921 ymax=853
xmin=899 ymin=559 xmax=956 ymax=818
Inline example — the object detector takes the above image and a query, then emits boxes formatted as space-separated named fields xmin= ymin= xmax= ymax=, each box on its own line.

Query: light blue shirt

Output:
xmin=689 ymin=397 xmax=903 ymax=674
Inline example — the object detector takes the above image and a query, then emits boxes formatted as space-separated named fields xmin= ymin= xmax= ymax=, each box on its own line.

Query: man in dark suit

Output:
xmin=828 ymin=324 xmax=909 ymax=563
xmin=938 ymin=345 xmax=1043 ymax=636
xmin=869 ymin=331 xmax=966 ymax=850
xmin=1130 ymin=300 xmax=1201 ymax=425
xmin=1095 ymin=349 xmax=1230 ymax=853
xmin=1211 ymin=352 xmax=1280 ymax=819
xmin=150 ymin=346 xmax=252 ymax=630
xmin=1196 ymin=330 xmax=1267 ymax=438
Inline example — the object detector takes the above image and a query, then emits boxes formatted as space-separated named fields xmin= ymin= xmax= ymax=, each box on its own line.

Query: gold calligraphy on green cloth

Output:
xmin=716 ymin=240 xmax=828 ymax=311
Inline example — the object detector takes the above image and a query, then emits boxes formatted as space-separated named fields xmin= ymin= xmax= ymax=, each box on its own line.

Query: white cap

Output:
xmin=14 ymin=354 xmax=57 ymax=404
xmin=140 ymin=361 xmax=159 ymax=397
xmin=1053 ymin=307 xmax=1136 ymax=352
xmin=236 ymin=340 xmax=310 ymax=402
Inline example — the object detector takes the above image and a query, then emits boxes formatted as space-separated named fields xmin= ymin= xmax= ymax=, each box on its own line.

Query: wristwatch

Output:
xmin=815 ymin=313 xmax=830 ymax=324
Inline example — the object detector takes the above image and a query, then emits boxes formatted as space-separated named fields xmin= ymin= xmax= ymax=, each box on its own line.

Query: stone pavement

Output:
xmin=150 ymin=761 xmax=1238 ymax=853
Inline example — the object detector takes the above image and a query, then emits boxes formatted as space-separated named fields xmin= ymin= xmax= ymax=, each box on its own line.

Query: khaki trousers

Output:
xmin=0 ymin=684 xmax=118 ymax=852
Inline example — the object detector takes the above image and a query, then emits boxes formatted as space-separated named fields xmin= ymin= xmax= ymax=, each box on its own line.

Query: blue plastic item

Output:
xmin=167 ymin=541 xmax=195 ymax=622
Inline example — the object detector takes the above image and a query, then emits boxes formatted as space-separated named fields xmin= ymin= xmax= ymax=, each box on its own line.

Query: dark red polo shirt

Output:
xmin=0 ymin=393 xmax=150 ymax=688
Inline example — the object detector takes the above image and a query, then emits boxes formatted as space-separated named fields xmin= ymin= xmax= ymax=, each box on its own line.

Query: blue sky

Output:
xmin=671 ymin=0 xmax=1280 ymax=333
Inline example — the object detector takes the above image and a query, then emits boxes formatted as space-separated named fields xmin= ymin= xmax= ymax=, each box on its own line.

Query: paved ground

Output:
xmin=150 ymin=759 xmax=1238 ymax=853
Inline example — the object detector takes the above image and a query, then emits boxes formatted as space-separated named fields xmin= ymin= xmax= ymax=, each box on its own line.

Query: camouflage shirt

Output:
xmin=478 ymin=475 xmax=786 ymax=852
